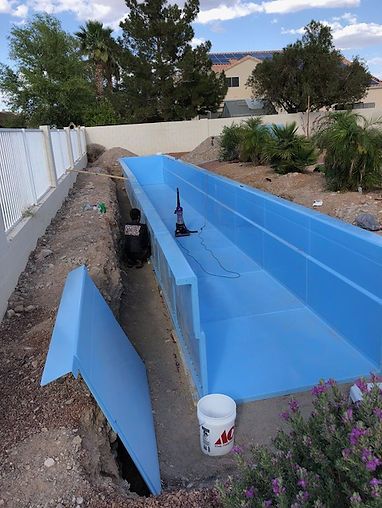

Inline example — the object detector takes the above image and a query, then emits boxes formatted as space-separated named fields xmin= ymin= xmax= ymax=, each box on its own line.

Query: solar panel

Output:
xmin=209 ymin=51 xmax=278 ymax=64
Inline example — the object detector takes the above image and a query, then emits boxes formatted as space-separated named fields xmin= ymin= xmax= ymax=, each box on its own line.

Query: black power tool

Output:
xmin=174 ymin=188 xmax=197 ymax=237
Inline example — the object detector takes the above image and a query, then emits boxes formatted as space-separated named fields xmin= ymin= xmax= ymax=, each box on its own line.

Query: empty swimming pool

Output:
xmin=120 ymin=155 xmax=382 ymax=403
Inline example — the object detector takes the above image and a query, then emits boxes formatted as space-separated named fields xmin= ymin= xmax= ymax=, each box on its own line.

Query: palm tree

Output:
xmin=314 ymin=111 xmax=382 ymax=191
xmin=75 ymin=20 xmax=117 ymax=97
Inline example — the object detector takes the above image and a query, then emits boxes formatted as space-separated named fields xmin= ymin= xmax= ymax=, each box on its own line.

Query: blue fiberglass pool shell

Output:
xmin=120 ymin=154 xmax=382 ymax=403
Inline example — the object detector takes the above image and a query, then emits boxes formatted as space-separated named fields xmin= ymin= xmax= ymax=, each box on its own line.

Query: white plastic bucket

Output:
xmin=197 ymin=393 xmax=237 ymax=456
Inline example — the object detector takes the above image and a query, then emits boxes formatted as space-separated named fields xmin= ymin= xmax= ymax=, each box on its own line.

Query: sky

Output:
xmin=1 ymin=0 xmax=382 ymax=109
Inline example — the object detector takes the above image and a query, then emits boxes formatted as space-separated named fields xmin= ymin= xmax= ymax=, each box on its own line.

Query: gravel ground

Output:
xmin=0 ymin=152 xmax=223 ymax=507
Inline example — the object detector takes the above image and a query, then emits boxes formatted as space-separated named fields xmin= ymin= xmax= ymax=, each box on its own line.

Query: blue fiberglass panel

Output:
xmin=41 ymin=266 xmax=161 ymax=495
xmin=120 ymin=154 xmax=382 ymax=402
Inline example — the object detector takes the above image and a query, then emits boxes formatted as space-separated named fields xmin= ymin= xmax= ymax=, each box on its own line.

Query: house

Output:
xmin=210 ymin=50 xmax=382 ymax=112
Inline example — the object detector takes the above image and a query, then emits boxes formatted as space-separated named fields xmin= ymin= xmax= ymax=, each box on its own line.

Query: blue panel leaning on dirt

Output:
xmin=40 ymin=265 xmax=161 ymax=495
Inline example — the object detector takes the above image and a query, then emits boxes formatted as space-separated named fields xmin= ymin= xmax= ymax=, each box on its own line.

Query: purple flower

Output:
xmin=349 ymin=427 xmax=367 ymax=446
xmin=312 ymin=383 xmax=327 ymax=396
xmin=272 ymin=478 xmax=286 ymax=497
xmin=280 ymin=410 xmax=290 ymax=421
xmin=370 ymin=478 xmax=382 ymax=487
xmin=326 ymin=378 xmax=336 ymax=386
xmin=297 ymin=479 xmax=307 ymax=489
xmin=232 ymin=445 xmax=243 ymax=454
xmin=301 ymin=491 xmax=309 ymax=502
xmin=374 ymin=408 xmax=382 ymax=420
xmin=355 ymin=378 xmax=368 ymax=393
xmin=343 ymin=407 xmax=353 ymax=423
xmin=342 ymin=448 xmax=351 ymax=459
xmin=245 ymin=486 xmax=255 ymax=498
xmin=366 ymin=458 xmax=381 ymax=472
xmin=263 ymin=501 xmax=272 ymax=508
xmin=362 ymin=448 xmax=372 ymax=462
xmin=289 ymin=398 xmax=299 ymax=413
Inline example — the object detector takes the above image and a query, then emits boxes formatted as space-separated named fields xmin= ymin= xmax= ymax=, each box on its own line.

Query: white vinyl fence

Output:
xmin=51 ymin=129 xmax=70 ymax=180
xmin=0 ymin=126 xmax=86 ymax=233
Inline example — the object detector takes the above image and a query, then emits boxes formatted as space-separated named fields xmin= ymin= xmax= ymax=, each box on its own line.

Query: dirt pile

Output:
xmin=94 ymin=147 xmax=137 ymax=172
xmin=0 ymin=166 xmax=129 ymax=507
xmin=181 ymin=136 xmax=220 ymax=165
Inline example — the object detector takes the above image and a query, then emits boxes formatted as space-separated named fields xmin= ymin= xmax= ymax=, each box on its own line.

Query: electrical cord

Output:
xmin=177 ymin=224 xmax=241 ymax=279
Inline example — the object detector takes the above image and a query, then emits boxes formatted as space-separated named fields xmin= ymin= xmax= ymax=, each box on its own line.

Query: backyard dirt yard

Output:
xmin=0 ymin=149 xmax=218 ymax=508
xmin=175 ymin=135 xmax=382 ymax=233
xmin=200 ymin=161 xmax=382 ymax=234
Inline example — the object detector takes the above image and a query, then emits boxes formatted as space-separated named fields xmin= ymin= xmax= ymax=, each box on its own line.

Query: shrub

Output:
xmin=314 ymin=111 xmax=382 ymax=191
xmin=239 ymin=117 xmax=272 ymax=165
xmin=218 ymin=377 xmax=382 ymax=507
xmin=265 ymin=122 xmax=318 ymax=174
xmin=219 ymin=123 xmax=244 ymax=161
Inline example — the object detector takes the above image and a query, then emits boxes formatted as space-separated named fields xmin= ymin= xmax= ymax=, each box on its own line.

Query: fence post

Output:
xmin=76 ymin=128 xmax=82 ymax=158
xmin=64 ymin=127 xmax=75 ymax=169
xmin=40 ymin=125 xmax=58 ymax=187
xmin=21 ymin=129 xmax=38 ymax=205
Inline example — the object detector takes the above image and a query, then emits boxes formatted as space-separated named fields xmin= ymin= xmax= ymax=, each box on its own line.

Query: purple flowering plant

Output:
xmin=218 ymin=377 xmax=382 ymax=507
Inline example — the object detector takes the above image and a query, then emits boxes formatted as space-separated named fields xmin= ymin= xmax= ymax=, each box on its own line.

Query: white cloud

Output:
xmin=191 ymin=36 xmax=206 ymax=47
xmin=262 ymin=0 xmax=359 ymax=14
xmin=333 ymin=22 xmax=382 ymax=49
xmin=282 ymin=14 xmax=382 ymax=50
xmin=196 ymin=0 xmax=360 ymax=24
xmin=0 ymin=0 xmax=28 ymax=16
xmin=197 ymin=2 xmax=262 ymax=24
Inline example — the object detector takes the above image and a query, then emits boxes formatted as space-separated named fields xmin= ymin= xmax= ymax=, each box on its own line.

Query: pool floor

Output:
xmin=144 ymin=182 xmax=376 ymax=401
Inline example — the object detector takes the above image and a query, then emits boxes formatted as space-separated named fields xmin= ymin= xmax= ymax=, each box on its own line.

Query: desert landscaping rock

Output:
xmin=355 ymin=212 xmax=381 ymax=231
xmin=44 ymin=457 xmax=55 ymax=468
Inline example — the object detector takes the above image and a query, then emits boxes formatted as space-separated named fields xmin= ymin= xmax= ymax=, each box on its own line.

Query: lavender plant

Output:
xmin=219 ymin=377 xmax=382 ymax=507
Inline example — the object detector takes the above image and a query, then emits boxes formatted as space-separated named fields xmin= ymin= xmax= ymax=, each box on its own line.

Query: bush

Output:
xmin=239 ymin=117 xmax=272 ymax=165
xmin=314 ymin=111 xmax=382 ymax=191
xmin=219 ymin=377 xmax=382 ymax=507
xmin=265 ymin=122 xmax=318 ymax=174
xmin=219 ymin=123 xmax=244 ymax=161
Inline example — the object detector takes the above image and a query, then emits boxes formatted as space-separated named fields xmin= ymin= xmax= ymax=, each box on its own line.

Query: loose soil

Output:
xmin=201 ymin=160 xmax=382 ymax=234
xmin=180 ymin=137 xmax=221 ymax=165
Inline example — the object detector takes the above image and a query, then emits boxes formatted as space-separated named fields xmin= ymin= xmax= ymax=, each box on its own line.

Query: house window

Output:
xmin=226 ymin=77 xmax=240 ymax=88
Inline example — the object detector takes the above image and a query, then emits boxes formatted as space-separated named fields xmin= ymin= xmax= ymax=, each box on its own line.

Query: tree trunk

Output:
xmin=95 ymin=62 xmax=104 ymax=97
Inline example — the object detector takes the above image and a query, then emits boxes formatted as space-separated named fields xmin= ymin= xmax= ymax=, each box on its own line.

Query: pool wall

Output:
xmin=121 ymin=155 xmax=382 ymax=396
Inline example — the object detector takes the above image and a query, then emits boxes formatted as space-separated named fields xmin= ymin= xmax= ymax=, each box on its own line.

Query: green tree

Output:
xmin=117 ymin=0 xmax=227 ymax=123
xmin=239 ymin=117 xmax=271 ymax=164
xmin=0 ymin=14 xmax=94 ymax=127
xmin=75 ymin=20 xmax=119 ymax=97
xmin=248 ymin=20 xmax=371 ymax=113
